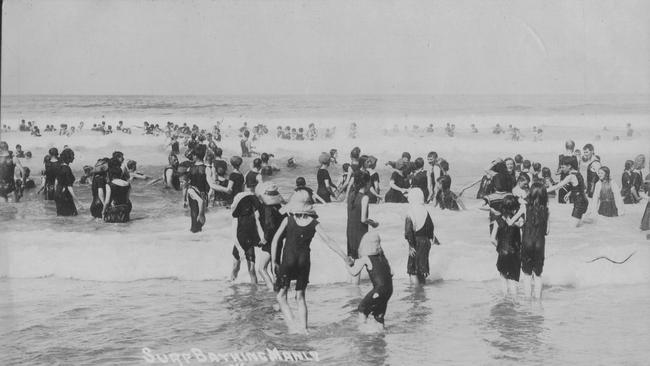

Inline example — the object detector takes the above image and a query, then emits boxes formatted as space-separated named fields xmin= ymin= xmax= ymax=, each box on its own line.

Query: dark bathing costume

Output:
xmin=90 ymin=172 xmax=107 ymax=218
xmin=187 ymin=163 xmax=209 ymax=233
xmin=274 ymin=214 xmax=319 ymax=292
xmin=557 ymin=154 xmax=578 ymax=204
xmin=260 ymin=203 xmax=285 ymax=256
xmin=368 ymin=171 xmax=380 ymax=204
xmin=495 ymin=215 xmax=521 ymax=282
xmin=0 ymin=157 xmax=16 ymax=198
xmin=567 ymin=171 xmax=589 ymax=219
xmin=521 ymin=204 xmax=548 ymax=277
xmin=405 ymin=212 xmax=434 ymax=279
xmin=358 ymin=253 xmax=393 ymax=324
xmin=245 ymin=170 xmax=260 ymax=191
xmin=229 ymin=171 xmax=245 ymax=198
xmin=585 ymin=159 xmax=600 ymax=199
xmin=597 ymin=180 xmax=618 ymax=217
xmin=43 ymin=160 xmax=60 ymax=200
xmin=103 ymin=180 xmax=132 ymax=223
xmin=55 ymin=164 xmax=77 ymax=216
xmin=347 ymin=191 xmax=369 ymax=259
xmin=231 ymin=194 xmax=261 ymax=262
xmin=316 ymin=168 xmax=334 ymax=203
xmin=384 ymin=171 xmax=409 ymax=203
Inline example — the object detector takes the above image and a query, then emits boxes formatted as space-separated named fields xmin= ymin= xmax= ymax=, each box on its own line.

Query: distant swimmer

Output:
xmin=346 ymin=232 xmax=393 ymax=331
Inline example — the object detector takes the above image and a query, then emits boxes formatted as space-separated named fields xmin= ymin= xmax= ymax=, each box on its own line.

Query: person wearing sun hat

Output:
xmin=271 ymin=189 xmax=349 ymax=334
xmin=346 ymin=232 xmax=394 ymax=330
xmin=256 ymin=181 xmax=286 ymax=290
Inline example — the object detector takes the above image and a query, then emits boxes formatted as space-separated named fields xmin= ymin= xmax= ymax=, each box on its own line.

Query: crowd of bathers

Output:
xmin=1 ymin=126 xmax=650 ymax=334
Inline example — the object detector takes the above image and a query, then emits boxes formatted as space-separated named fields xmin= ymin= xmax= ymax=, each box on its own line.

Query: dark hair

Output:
xmin=350 ymin=147 xmax=361 ymax=159
xmin=193 ymin=144 xmax=206 ymax=160
xmin=565 ymin=140 xmax=575 ymax=150
xmin=243 ymin=130 xmax=250 ymax=138
xmin=414 ymin=157 xmax=424 ymax=170
xmin=359 ymin=155 xmax=368 ymax=169
xmin=583 ymin=143 xmax=594 ymax=152
xmin=504 ymin=158 xmax=515 ymax=172
xmin=216 ymin=167 xmax=226 ymax=176
xmin=427 ymin=151 xmax=438 ymax=160
xmin=48 ymin=147 xmax=59 ymax=158
xmin=561 ymin=156 xmax=577 ymax=170
xmin=541 ymin=167 xmax=552 ymax=178
xmin=523 ymin=160 xmax=531 ymax=169
xmin=214 ymin=147 xmax=223 ymax=157
xmin=126 ymin=160 xmax=137 ymax=171
xmin=599 ymin=166 xmax=611 ymax=181
xmin=112 ymin=151 xmax=124 ymax=161
xmin=352 ymin=170 xmax=370 ymax=191
xmin=492 ymin=173 xmax=511 ymax=192
xmin=230 ymin=156 xmax=243 ymax=169
xmin=439 ymin=159 xmax=449 ymax=172
xmin=532 ymin=162 xmax=541 ymax=172
xmin=329 ymin=149 xmax=337 ymax=157
xmin=253 ymin=158 xmax=262 ymax=169
xmin=296 ymin=176 xmax=306 ymax=187
xmin=501 ymin=195 xmax=520 ymax=216
xmin=260 ymin=153 xmax=269 ymax=163
xmin=108 ymin=165 xmax=123 ymax=181
xmin=517 ymin=174 xmax=530 ymax=184
xmin=60 ymin=148 xmax=75 ymax=164
xmin=342 ymin=163 xmax=350 ymax=172
xmin=402 ymin=152 xmax=411 ymax=161
xmin=624 ymin=160 xmax=634 ymax=170
xmin=514 ymin=154 xmax=523 ymax=164
xmin=24 ymin=167 xmax=31 ymax=177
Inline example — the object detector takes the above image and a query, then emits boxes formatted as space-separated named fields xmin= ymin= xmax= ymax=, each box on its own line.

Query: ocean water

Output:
xmin=1 ymin=94 xmax=650 ymax=365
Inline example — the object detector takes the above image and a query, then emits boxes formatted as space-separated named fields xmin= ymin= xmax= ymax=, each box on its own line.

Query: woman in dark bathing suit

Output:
xmin=54 ymin=148 xmax=82 ymax=216
xmin=271 ymin=190 xmax=348 ymax=334
xmin=346 ymin=232 xmax=393 ymax=330
xmin=102 ymin=163 xmax=132 ymax=223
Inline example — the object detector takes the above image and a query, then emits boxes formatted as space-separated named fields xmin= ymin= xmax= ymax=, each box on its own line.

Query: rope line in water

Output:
xmin=586 ymin=252 xmax=636 ymax=264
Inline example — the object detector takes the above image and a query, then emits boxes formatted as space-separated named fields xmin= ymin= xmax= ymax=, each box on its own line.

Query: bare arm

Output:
xmin=360 ymin=195 xmax=369 ymax=222
xmin=254 ymin=210 xmax=266 ymax=244
xmin=271 ymin=218 xmax=289 ymax=269
xmin=346 ymin=256 xmax=369 ymax=276
xmin=102 ymin=184 xmax=112 ymax=216
xmin=547 ymin=174 xmax=575 ymax=192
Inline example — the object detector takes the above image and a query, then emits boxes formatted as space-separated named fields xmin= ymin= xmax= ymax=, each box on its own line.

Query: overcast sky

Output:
xmin=2 ymin=0 xmax=648 ymax=95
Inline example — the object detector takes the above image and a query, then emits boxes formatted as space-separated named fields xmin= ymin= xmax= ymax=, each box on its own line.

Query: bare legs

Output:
xmin=256 ymin=252 xmax=274 ymax=291
xmin=230 ymin=257 xmax=258 ymax=284
xmin=276 ymin=288 xmax=308 ymax=334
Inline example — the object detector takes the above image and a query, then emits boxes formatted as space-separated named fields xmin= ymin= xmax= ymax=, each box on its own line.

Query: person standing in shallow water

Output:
xmin=404 ymin=188 xmax=437 ymax=285
xmin=316 ymin=152 xmax=336 ymax=203
xmin=490 ymin=195 xmax=522 ymax=298
xmin=54 ymin=148 xmax=82 ymax=216
xmin=90 ymin=158 xmax=110 ymax=219
xmin=43 ymin=147 xmax=60 ymax=201
xmin=346 ymin=232 xmax=393 ymax=331
xmin=271 ymin=190 xmax=349 ymax=334
xmin=102 ymin=163 xmax=132 ymax=223
xmin=548 ymin=156 xmax=589 ymax=227
xmin=347 ymin=171 xmax=379 ymax=284
xmin=184 ymin=145 xmax=210 ymax=233
xmin=591 ymin=166 xmax=624 ymax=218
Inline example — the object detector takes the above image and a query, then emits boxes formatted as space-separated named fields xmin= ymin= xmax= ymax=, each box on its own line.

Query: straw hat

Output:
xmin=280 ymin=189 xmax=316 ymax=216
xmin=359 ymin=232 xmax=382 ymax=256
xmin=260 ymin=182 xmax=283 ymax=206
